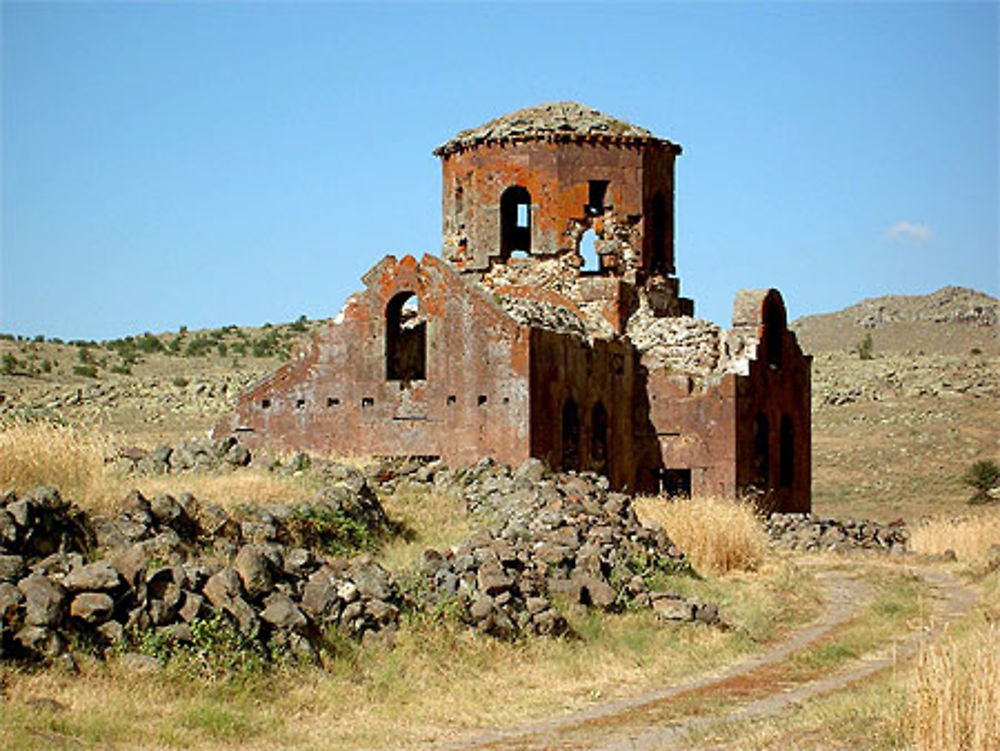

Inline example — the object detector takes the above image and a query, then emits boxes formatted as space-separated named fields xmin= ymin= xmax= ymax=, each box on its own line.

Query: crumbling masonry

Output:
xmin=215 ymin=102 xmax=811 ymax=512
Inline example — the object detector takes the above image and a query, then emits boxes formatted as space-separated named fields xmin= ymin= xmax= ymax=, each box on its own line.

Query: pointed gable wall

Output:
xmin=216 ymin=254 xmax=533 ymax=466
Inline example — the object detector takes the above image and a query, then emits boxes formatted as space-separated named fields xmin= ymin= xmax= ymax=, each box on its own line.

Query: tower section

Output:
xmin=434 ymin=102 xmax=683 ymax=284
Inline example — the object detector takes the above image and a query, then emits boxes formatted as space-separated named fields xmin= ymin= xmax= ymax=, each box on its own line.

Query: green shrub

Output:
xmin=172 ymin=376 xmax=190 ymax=388
xmin=2 ymin=352 xmax=21 ymax=375
xmin=964 ymin=459 xmax=1000 ymax=504
xmin=72 ymin=364 xmax=98 ymax=378
xmin=857 ymin=333 xmax=874 ymax=360
xmin=289 ymin=314 xmax=308 ymax=333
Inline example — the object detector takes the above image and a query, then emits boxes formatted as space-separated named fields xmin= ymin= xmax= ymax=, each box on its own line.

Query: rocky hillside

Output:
xmin=791 ymin=286 xmax=998 ymax=355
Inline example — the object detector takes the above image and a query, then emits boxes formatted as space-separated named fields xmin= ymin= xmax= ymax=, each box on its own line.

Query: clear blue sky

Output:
xmin=2 ymin=2 xmax=997 ymax=341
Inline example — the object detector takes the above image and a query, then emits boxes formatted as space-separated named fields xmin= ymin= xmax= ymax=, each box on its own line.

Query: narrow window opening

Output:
xmin=587 ymin=180 xmax=609 ymax=216
xmin=650 ymin=193 xmax=668 ymax=275
xmin=500 ymin=186 xmax=532 ymax=258
xmin=753 ymin=412 xmax=770 ymax=488
xmin=454 ymin=185 xmax=463 ymax=216
xmin=477 ymin=394 xmax=487 ymax=406
xmin=327 ymin=397 xmax=340 ymax=407
xmin=561 ymin=399 xmax=580 ymax=471
xmin=295 ymin=398 xmax=305 ymax=409
xmin=386 ymin=291 xmax=426 ymax=381
xmin=261 ymin=398 xmax=271 ymax=409
xmin=780 ymin=415 xmax=794 ymax=488
xmin=362 ymin=397 xmax=374 ymax=407
xmin=447 ymin=395 xmax=456 ymax=405
xmin=763 ymin=296 xmax=785 ymax=370
xmin=591 ymin=402 xmax=609 ymax=475
xmin=579 ymin=229 xmax=600 ymax=273
xmin=516 ymin=203 xmax=529 ymax=228
xmin=660 ymin=469 xmax=692 ymax=498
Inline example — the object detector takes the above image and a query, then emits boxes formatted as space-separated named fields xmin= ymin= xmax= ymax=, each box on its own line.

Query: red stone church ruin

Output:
xmin=215 ymin=102 xmax=811 ymax=512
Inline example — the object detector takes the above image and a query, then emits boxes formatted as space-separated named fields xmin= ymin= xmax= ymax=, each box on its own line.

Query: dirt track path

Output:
xmin=428 ymin=564 xmax=978 ymax=751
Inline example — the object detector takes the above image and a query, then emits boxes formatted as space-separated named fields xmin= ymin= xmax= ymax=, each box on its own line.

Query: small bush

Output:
xmin=286 ymin=505 xmax=378 ymax=556
xmin=634 ymin=495 xmax=768 ymax=575
xmin=72 ymin=364 xmax=98 ymax=378
xmin=857 ymin=333 xmax=874 ymax=360
xmin=963 ymin=460 xmax=1000 ymax=504
xmin=2 ymin=352 xmax=21 ymax=375
xmin=172 ymin=376 xmax=190 ymax=388
xmin=289 ymin=315 xmax=308 ymax=333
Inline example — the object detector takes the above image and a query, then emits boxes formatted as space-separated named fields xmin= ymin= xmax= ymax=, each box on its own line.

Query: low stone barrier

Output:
xmin=766 ymin=513 xmax=908 ymax=554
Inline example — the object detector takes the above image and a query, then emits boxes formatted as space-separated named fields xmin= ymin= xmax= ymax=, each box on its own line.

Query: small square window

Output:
xmin=447 ymin=395 xmax=456 ymax=405
xmin=477 ymin=395 xmax=488 ymax=406
xmin=261 ymin=398 xmax=271 ymax=409
xmin=327 ymin=397 xmax=340 ymax=407
xmin=362 ymin=397 xmax=374 ymax=407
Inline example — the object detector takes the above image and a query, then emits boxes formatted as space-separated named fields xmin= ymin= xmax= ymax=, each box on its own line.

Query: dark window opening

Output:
xmin=579 ymin=229 xmax=600 ymax=273
xmin=780 ymin=415 xmax=794 ymax=488
xmin=561 ymin=398 xmax=580 ymax=471
xmin=386 ymin=291 xmax=426 ymax=381
xmin=500 ymin=186 xmax=532 ymax=258
xmin=362 ymin=397 xmax=374 ymax=407
xmin=327 ymin=397 xmax=340 ymax=407
xmin=591 ymin=402 xmax=609 ymax=475
xmin=754 ymin=412 xmax=770 ymax=488
xmin=660 ymin=469 xmax=692 ymax=498
xmin=650 ymin=193 xmax=668 ymax=275
xmin=447 ymin=395 xmax=456 ymax=405
xmin=295 ymin=398 xmax=305 ymax=409
xmin=587 ymin=180 xmax=609 ymax=216
xmin=502 ymin=396 xmax=509 ymax=404
xmin=477 ymin=394 xmax=487 ymax=406
xmin=261 ymin=398 xmax=271 ymax=409
xmin=764 ymin=296 xmax=785 ymax=370
xmin=454 ymin=185 xmax=463 ymax=216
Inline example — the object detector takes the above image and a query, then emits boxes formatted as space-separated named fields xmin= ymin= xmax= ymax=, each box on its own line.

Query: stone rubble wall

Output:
xmin=402 ymin=458 xmax=716 ymax=638
xmin=0 ymin=448 xmax=723 ymax=666
xmin=766 ymin=513 xmax=909 ymax=554
xmin=0 ymin=475 xmax=399 ymax=664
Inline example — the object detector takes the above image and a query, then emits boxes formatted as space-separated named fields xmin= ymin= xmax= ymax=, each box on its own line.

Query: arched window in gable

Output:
xmin=386 ymin=291 xmax=426 ymax=381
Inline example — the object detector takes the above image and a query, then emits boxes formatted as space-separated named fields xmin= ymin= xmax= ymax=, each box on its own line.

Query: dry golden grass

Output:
xmin=634 ymin=495 xmax=769 ymax=575
xmin=0 ymin=419 xmax=314 ymax=513
xmin=0 ymin=418 xmax=111 ymax=501
xmin=908 ymin=622 xmax=1000 ymax=751
xmin=908 ymin=511 xmax=1000 ymax=562
xmin=376 ymin=484 xmax=472 ymax=573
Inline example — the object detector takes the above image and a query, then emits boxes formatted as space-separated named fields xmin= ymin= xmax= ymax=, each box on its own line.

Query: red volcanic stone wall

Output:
xmin=528 ymin=330 xmax=647 ymax=491
xmin=734 ymin=293 xmax=812 ymax=513
xmin=215 ymin=255 xmax=534 ymax=468
xmin=440 ymin=140 xmax=677 ymax=275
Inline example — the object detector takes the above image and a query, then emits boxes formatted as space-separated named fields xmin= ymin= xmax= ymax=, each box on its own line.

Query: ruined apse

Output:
xmin=216 ymin=102 xmax=811 ymax=512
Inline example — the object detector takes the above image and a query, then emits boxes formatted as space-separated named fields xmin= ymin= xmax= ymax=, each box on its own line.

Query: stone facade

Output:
xmin=215 ymin=102 xmax=811 ymax=512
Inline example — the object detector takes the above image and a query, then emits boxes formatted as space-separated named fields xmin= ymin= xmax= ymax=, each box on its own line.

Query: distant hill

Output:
xmin=791 ymin=286 xmax=998 ymax=355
